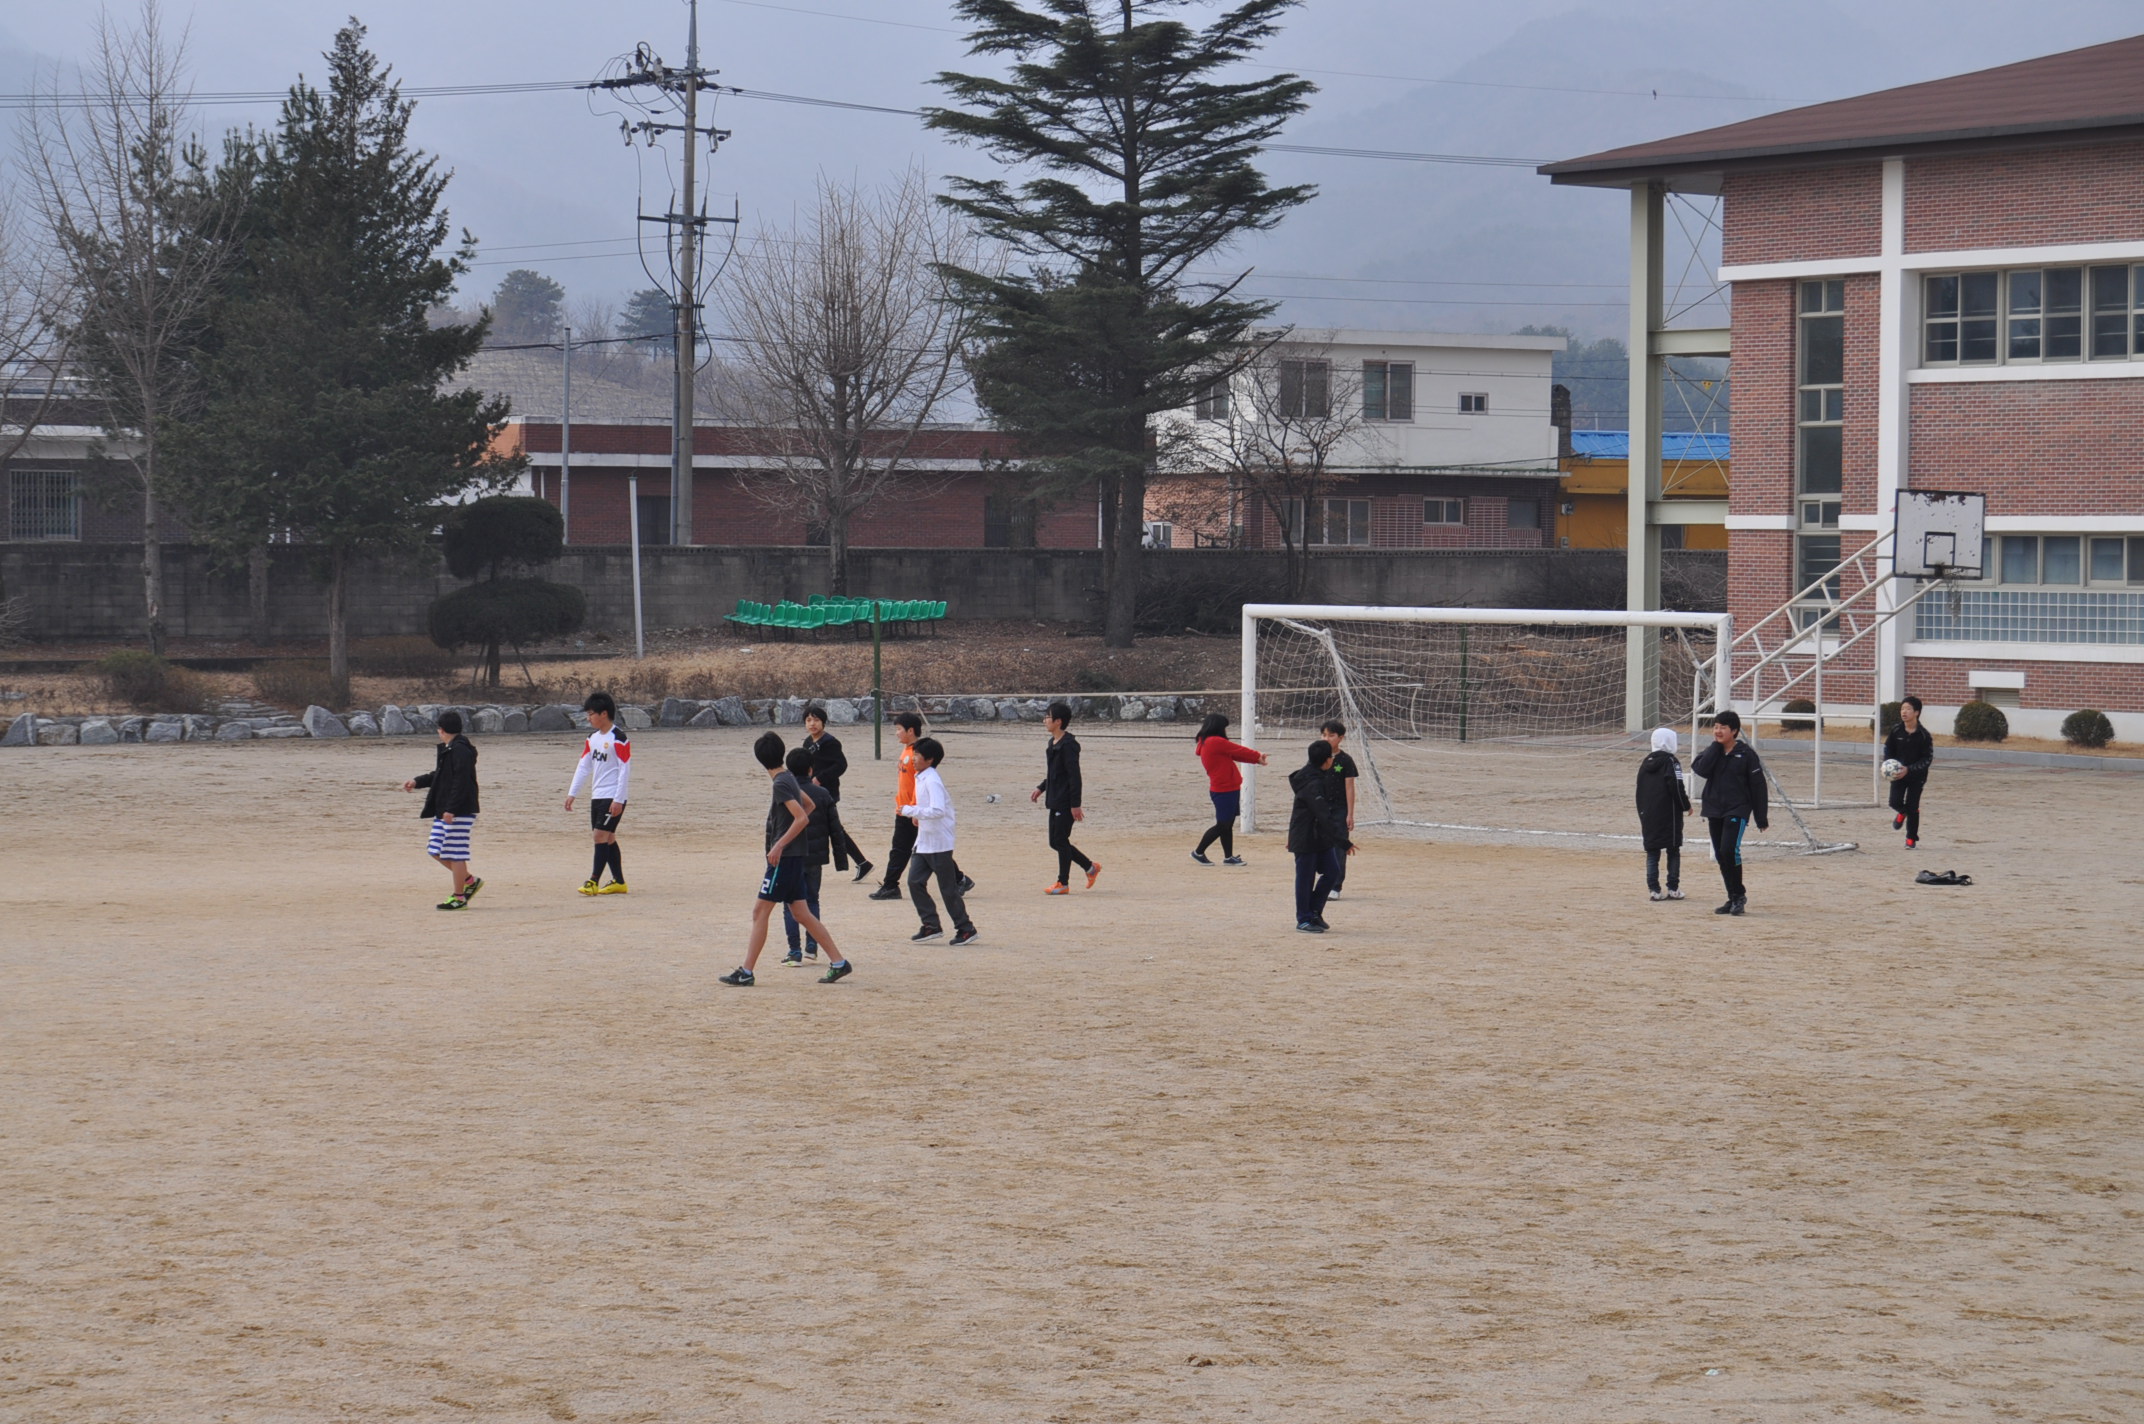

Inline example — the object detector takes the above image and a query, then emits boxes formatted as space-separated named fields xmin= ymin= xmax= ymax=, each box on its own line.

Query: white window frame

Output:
xmin=1457 ymin=391 xmax=1488 ymax=415
xmin=1986 ymin=533 xmax=2144 ymax=587
xmin=1319 ymin=497 xmax=1371 ymax=547
xmin=1361 ymin=360 xmax=1414 ymax=423
xmin=1278 ymin=359 xmax=1331 ymax=419
xmin=1922 ymin=264 xmax=2144 ymax=367
xmin=1423 ymin=497 xmax=1464 ymax=525
xmin=1193 ymin=375 xmax=1230 ymax=421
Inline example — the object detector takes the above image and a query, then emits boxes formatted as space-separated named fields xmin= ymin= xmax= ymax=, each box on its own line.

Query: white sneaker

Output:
xmin=1326 ymin=888 xmax=1342 ymax=900
xmin=1649 ymin=890 xmax=1666 ymax=901
xmin=1665 ymin=888 xmax=1686 ymax=900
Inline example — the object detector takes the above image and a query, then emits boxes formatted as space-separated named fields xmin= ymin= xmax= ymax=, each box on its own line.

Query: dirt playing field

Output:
xmin=4 ymin=725 xmax=2139 ymax=1422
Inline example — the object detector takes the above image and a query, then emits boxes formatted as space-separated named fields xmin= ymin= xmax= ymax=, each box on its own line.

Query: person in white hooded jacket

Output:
xmin=1634 ymin=726 xmax=1691 ymax=901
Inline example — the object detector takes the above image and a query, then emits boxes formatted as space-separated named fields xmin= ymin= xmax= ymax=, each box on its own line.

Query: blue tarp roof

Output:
xmin=1571 ymin=430 xmax=1729 ymax=461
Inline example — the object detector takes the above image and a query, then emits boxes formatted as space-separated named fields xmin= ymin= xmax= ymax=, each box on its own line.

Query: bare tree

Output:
xmin=0 ymin=167 xmax=76 ymax=635
xmin=25 ymin=1 xmax=227 ymax=655
xmin=715 ymin=171 xmax=980 ymax=593
xmin=1166 ymin=337 xmax=1375 ymax=598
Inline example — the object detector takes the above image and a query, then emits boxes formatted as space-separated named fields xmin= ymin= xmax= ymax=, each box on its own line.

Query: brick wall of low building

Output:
xmin=1726 ymin=280 xmax=1795 ymax=516
xmin=1904 ymin=140 xmax=2144 ymax=251
xmin=1907 ymin=381 xmax=2144 ymax=515
xmin=1721 ymin=163 xmax=1883 ymax=265
xmin=1234 ymin=477 xmax=1560 ymax=552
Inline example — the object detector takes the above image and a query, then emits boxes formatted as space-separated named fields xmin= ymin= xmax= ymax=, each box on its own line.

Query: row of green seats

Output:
xmin=726 ymin=597 xmax=946 ymax=630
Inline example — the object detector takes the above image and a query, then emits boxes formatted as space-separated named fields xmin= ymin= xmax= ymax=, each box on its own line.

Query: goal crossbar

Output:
xmin=1240 ymin=604 xmax=1733 ymax=834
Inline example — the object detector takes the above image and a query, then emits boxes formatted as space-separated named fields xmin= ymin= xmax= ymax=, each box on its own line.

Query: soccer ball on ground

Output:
xmin=1881 ymin=758 xmax=1907 ymax=781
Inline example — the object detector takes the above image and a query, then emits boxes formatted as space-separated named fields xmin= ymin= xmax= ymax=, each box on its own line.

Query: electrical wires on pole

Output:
xmin=585 ymin=0 xmax=737 ymax=547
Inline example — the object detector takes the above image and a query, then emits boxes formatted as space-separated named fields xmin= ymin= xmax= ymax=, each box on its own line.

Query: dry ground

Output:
xmin=3 ymin=726 xmax=2139 ymax=1422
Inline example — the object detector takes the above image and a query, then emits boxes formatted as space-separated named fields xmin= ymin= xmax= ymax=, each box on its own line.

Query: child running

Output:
xmin=1634 ymin=726 xmax=1691 ymax=901
xmin=781 ymin=747 xmax=835 ymax=965
xmin=869 ymin=713 xmax=926 ymax=901
xmin=401 ymin=709 xmax=483 ymax=910
xmin=1690 ymin=709 xmax=1769 ymax=916
xmin=901 ymin=737 xmax=978 ymax=945
xmin=1883 ymin=694 xmax=1934 ymax=849
xmin=802 ymin=705 xmax=872 ymax=881
xmin=1192 ymin=712 xmax=1265 ymax=865
xmin=1320 ymin=720 xmax=1360 ymax=898
xmin=564 ymin=690 xmax=632 ymax=895
xmin=719 ymin=732 xmax=852 ymax=986
xmin=1032 ymin=700 xmax=1099 ymax=894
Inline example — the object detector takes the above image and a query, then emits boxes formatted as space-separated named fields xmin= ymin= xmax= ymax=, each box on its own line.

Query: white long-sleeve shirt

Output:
xmin=902 ymin=764 xmax=956 ymax=854
xmin=567 ymin=726 xmax=633 ymax=802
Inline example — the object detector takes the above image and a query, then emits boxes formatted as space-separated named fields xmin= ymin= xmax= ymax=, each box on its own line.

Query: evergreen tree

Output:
xmin=490 ymin=268 xmax=564 ymax=342
xmin=926 ymin=0 xmax=1313 ymax=646
xmin=621 ymin=286 xmax=674 ymax=354
xmin=167 ymin=22 xmax=515 ymax=703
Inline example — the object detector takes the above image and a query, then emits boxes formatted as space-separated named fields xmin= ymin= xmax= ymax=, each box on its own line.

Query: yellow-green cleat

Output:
xmin=579 ymin=879 xmax=601 ymax=896
xmin=597 ymin=881 xmax=629 ymax=895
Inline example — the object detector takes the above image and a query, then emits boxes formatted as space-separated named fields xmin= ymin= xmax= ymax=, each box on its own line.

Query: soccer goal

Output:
xmin=1241 ymin=604 xmax=1853 ymax=856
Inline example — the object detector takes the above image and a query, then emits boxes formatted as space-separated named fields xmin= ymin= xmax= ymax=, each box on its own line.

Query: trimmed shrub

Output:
xmin=2061 ymin=708 xmax=2115 ymax=749
xmin=253 ymin=659 xmax=341 ymax=711
xmin=1953 ymin=699 xmax=2009 ymax=743
xmin=1780 ymin=696 xmax=1816 ymax=731
xmin=1880 ymin=700 xmax=1902 ymax=731
xmin=429 ymin=578 xmax=588 ymax=683
xmin=96 ymin=651 xmax=212 ymax=713
xmin=441 ymin=496 xmax=566 ymax=579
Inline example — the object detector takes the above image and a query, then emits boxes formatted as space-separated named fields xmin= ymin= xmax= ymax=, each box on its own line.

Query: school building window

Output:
xmin=1423 ymin=498 xmax=1464 ymax=525
xmin=1360 ymin=361 xmax=1413 ymax=421
xmin=1458 ymin=392 xmax=1487 ymax=414
xmin=1278 ymin=359 xmax=1330 ymax=419
xmin=8 ymin=468 xmax=80 ymax=541
xmin=1797 ymin=279 xmax=1844 ymax=499
xmin=1922 ymin=264 xmax=2144 ymax=364
xmin=1988 ymin=534 xmax=2144 ymax=586
xmin=1319 ymin=497 xmax=1371 ymax=546
xmin=1193 ymin=375 xmax=1230 ymax=421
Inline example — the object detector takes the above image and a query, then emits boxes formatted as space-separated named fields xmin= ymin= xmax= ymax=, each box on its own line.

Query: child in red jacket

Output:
xmin=1192 ymin=712 xmax=1266 ymax=865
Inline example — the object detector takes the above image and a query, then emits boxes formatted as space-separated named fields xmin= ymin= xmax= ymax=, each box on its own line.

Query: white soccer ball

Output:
xmin=1881 ymin=758 xmax=1906 ymax=781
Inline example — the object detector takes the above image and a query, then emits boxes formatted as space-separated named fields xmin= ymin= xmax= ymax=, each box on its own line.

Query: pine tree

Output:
xmin=167 ymin=22 xmax=516 ymax=702
xmin=926 ymin=0 xmax=1313 ymax=646
xmin=491 ymin=268 xmax=565 ymax=343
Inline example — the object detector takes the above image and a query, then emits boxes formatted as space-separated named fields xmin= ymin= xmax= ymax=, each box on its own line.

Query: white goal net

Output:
xmin=1242 ymin=605 xmax=1851 ymax=856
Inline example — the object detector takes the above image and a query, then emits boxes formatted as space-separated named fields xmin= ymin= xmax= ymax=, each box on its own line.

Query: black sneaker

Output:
xmin=1729 ymin=898 xmax=1747 ymax=916
xmin=781 ymin=951 xmax=805 ymax=966
xmin=1295 ymin=921 xmax=1325 ymax=934
xmin=1190 ymin=850 xmax=1214 ymax=866
xmin=1222 ymin=855 xmax=1246 ymax=866
xmin=852 ymin=861 xmax=874 ymax=882
xmin=1714 ymin=901 xmax=1736 ymax=915
xmin=911 ymin=926 xmax=943 ymax=943
xmin=958 ymin=875 xmax=976 ymax=894
xmin=868 ymin=885 xmax=903 ymax=901
xmin=819 ymin=960 xmax=853 ymax=983
xmin=1311 ymin=917 xmax=1330 ymax=930
xmin=718 ymin=967 xmax=755 ymax=986
xmin=949 ymin=927 xmax=979 ymax=947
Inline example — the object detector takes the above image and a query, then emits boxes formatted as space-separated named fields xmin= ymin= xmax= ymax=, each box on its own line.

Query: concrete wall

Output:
xmin=1 ymin=542 xmax=1726 ymax=641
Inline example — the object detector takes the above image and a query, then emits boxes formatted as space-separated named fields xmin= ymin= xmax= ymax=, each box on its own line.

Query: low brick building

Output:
xmin=1547 ymin=33 xmax=2144 ymax=738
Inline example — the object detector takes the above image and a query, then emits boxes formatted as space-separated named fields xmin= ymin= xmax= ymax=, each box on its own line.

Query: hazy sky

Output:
xmin=5 ymin=1 xmax=2140 ymax=339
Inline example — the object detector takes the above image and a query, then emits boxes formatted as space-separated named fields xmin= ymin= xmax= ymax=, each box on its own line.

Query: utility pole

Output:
xmin=587 ymin=0 xmax=733 ymax=548
xmin=560 ymin=324 xmax=572 ymax=542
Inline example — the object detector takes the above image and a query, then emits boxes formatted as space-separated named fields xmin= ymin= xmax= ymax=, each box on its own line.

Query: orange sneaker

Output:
xmin=1044 ymin=882 xmax=1070 ymax=895
xmin=1085 ymin=862 xmax=1102 ymax=889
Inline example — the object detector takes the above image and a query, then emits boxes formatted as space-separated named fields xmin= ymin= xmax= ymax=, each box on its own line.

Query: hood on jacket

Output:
xmin=1650 ymin=726 xmax=1678 ymax=754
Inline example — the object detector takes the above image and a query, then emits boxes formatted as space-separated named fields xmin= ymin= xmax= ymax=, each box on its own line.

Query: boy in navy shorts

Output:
xmin=564 ymin=690 xmax=632 ymax=894
xmin=721 ymin=732 xmax=852 ymax=986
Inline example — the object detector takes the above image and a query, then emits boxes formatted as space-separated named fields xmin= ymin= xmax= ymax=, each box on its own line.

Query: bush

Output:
xmin=96 ymin=651 xmax=212 ymax=713
xmin=2061 ymin=708 xmax=2115 ymax=749
xmin=442 ymin=496 xmax=565 ymax=579
xmin=253 ymin=659 xmax=341 ymax=711
xmin=350 ymin=635 xmax=459 ymax=681
xmin=429 ymin=578 xmax=588 ymax=685
xmin=1780 ymin=696 xmax=1816 ymax=731
xmin=1953 ymin=699 xmax=2009 ymax=743
xmin=1880 ymin=700 xmax=1902 ymax=731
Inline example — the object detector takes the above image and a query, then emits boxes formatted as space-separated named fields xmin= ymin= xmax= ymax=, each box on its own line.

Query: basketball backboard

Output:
xmin=1894 ymin=490 xmax=1985 ymax=579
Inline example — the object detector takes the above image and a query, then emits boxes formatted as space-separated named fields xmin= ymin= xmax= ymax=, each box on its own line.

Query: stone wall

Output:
xmin=1 ymin=542 xmax=1726 ymax=641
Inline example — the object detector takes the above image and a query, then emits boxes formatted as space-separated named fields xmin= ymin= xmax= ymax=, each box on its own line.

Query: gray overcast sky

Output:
xmin=5 ymin=1 xmax=2141 ymax=338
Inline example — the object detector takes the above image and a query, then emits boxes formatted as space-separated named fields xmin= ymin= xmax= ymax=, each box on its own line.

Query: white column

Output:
xmin=1626 ymin=183 xmax=1665 ymax=730
xmin=1874 ymin=157 xmax=1910 ymax=703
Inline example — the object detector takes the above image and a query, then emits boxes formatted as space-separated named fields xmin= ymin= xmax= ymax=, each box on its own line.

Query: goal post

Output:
xmin=1240 ymin=604 xmax=1734 ymax=836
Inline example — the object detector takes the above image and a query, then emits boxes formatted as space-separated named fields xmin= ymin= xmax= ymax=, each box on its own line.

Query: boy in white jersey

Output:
xmin=564 ymin=690 xmax=632 ymax=894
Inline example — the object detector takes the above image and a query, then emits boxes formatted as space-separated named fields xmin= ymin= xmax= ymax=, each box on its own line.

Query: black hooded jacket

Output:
xmin=1286 ymin=763 xmax=1351 ymax=855
xmin=1691 ymin=735 xmax=1768 ymax=828
xmin=1634 ymin=749 xmax=1690 ymax=851
xmin=413 ymin=735 xmax=480 ymax=818
xmin=1882 ymin=723 xmax=1934 ymax=785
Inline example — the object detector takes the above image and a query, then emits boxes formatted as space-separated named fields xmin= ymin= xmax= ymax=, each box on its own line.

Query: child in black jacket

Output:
xmin=1032 ymin=701 xmax=1098 ymax=892
xmin=1635 ymin=726 xmax=1691 ymax=901
xmin=1286 ymin=740 xmax=1354 ymax=933
xmin=1691 ymin=709 xmax=1769 ymax=916
xmin=403 ymin=710 xmax=482 ymax=910
xmin=1882 ymin=694 xmax=1935 ymax=848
